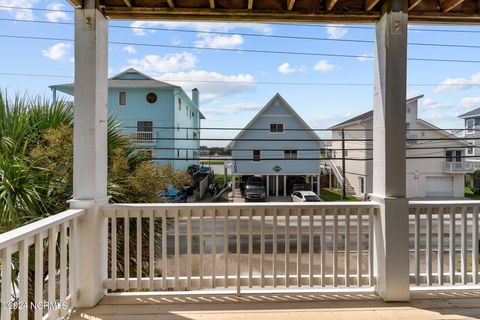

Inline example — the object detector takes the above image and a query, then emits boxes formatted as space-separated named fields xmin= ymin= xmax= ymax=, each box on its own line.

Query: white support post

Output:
xmin=232 ymin=174 xmax=236 ymax=193
xmin=317 ymin=175 xmax=321 ymax=196
xmin=310 ymin=176 xmax=314 ymax=191
xmin=371 ymin=0 xmax=409 ymax=302
xmin=283 ymin=175 xmax=287 ymax=197
xmin=266 ymin=175 xmax=270 ymax=198
xmin=70 ymin=0 xmax=109 ymax=308
xmin=275 ymin=175 xmax=279 ymax=197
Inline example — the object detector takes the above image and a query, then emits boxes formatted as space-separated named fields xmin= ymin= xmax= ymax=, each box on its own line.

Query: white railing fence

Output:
xmin=130 ymin=131 xmax=155 ymax=143
xmin=0 ymin=209 xmax=85 ymax=320
xmin=444 ymin=161 xmax=475 ymax=173
xmin=409 ymin=201 xmax=480 ymax=287
xmin=102 ymin=203 xmax=378 ymax=293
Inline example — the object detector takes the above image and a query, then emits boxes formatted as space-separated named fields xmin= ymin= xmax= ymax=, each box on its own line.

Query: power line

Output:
xmin=2 ymin=34 xmax=480 ymax=64
xmin=2 ymin=17 xmax=480 ymax=50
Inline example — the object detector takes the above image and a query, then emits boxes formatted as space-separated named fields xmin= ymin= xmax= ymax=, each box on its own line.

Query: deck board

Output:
xmin=68 ymin=290 xmax=480 ymax=319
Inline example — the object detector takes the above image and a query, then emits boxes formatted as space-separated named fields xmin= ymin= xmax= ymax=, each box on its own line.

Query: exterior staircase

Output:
xmin=327 ymin=160 xmax=356 ymax=196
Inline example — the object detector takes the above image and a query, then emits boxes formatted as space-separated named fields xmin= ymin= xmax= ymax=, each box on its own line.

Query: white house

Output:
xmin=227 ymin=93 xmax=323 ymax=197
xmin=329 ymin=95 xmax=471 ymax=198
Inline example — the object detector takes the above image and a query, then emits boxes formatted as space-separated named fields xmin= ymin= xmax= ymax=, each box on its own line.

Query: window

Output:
xmin=146 ymin=92 xmax=157 ymax=104
xmin=284 ymin=150 xmax=297 ymax=159
xmin=359 ymin=176 xmax=366 ymax=195
xmin=178 ymin=98 xmax=182 ymax=110
xmin=344 ymin=150 xmax=349 ymax=158
xmin=467 ymin=141 xmax=475 ymax=156
xmin=466 ymin=119 xmax=475 ymax=134
xmin=407 ymin=107 xmax=411 ymax=113
xmin=270 ymin=123 xmax=284 ymax=133
xmin=119 ymin=91 xmax=127 ymax=106
xmin=446 ymin=150 xmax=462 ymax=162
xmin=137 ymin=121 xmax=153 ymax=132
xmin=253 ymin=150 xmax=261 ymax=162
xmin=177 ymin=149 xmax=180 ymax=158
xmin=406 ymin=122 xmax=410 ymax=130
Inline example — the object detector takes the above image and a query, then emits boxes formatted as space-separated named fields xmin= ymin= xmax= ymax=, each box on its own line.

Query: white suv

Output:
xmin=291 ymin=191 xmax=321 ymax=202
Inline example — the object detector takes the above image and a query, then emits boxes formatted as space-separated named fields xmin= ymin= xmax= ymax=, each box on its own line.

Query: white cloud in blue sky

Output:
xmin=45 ymin=3 xmax=69 ymax=22
xmin=0 ymin=0 xmax=38 ymax=20
xmin=122 ymin=46 xmax=137 ymax=55
xmin=313 ymin=60 xmax=335 ymax=72
xmin=125 ymin=52 xmax=198 ymax=73
xmin=435 ymin=72 xmax=480 ymax=94
xmin=42 ymin=42 xmax=71 ymax=61
xmin=195 ymin=34 xmax=244 ymax=49
xmin=326 ymin=24 xmax=348 ymax=39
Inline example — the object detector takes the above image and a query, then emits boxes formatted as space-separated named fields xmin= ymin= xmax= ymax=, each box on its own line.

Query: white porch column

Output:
xmin=69 ymin=0 xmax=109 ymax=308
xmin=371 ymin=0 xmax=409 ymax=302
xmin=283 ymin=175 xmax=287 ymax=197
xmin=275 ymin=175 xmax=279 ymax=197
xmin=232 ymin=174 xmax=236 ymax=192
xmin=310 ymin=176 xmax=314 ymax=191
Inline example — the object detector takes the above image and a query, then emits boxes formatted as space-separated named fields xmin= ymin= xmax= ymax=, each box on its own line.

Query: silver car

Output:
xmin=291 ymin=191 xmax=321 ymax=202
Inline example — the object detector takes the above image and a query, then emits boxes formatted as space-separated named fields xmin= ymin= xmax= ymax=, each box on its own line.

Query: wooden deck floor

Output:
xmin=68 ymin=289 xmax=480 ymax=320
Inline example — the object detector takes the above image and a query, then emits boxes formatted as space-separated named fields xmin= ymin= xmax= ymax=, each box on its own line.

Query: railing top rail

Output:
xmin=0 ymin=208 xmax=86 ymax=250
xmin=409 ymin=200 xmax=480 ymax=207
xmin=103 ymin=202 xmax=380 ymax=211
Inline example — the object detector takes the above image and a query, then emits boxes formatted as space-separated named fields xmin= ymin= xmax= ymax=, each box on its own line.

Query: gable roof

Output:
xmin=458 ymin=107 xmax=480 ymax=119
xmin=329 ymin=94 xmax=425 ymax=130
xmin=227 ymin=93 xmax=323 ymax=149
xmin=416 ymin=119 xmax=470 ymax=146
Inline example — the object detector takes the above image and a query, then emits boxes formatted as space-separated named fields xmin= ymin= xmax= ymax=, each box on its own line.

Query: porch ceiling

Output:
xmin=68 ymin=0 xmax=480 ymax=23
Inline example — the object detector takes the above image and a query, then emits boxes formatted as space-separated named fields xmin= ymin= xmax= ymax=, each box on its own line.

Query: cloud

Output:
xmin=201 ymin=102 xmax=262 ymax=115
xmin=122 ymin=45 xmax=137 ymax=55
xmin=156 ymin=70 xmax=256 ymax=103
xmin=326 ymin=24 xmax=348 ymax=39
xmin=45 ymin=3 xmax=69 ymax=22
xmin=195 ymin=34 xmax=243 ymax=49
xmin=42 ymin=43 xmax=71 ymax=60
xmin=313 ymin=60 xmax=335 ymax=72
xmin=421 ymin=98 xmax=451 ymax=110
xmin=277 ymin=62 xmax=305 ymax=74
xmin=434 ymin=72 xmax=480 ymax=93
xmin=0 ymin=0 xmax=39 ymax=20
xmin=125 ymin=52 xmax=198 ymax=73
xmin=130 ymin=21 xmax=273 ymax=36
xmin=357 ymin=54 xmax=373 ymax=62
xmin=460 ymin=97 xmax=480 ymax=109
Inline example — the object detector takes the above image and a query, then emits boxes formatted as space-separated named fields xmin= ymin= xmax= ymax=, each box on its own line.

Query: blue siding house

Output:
xmin=228 ymin=94 xmax=323 ymax=197
xmin=50 ymin=68 xmax=204 ymax=170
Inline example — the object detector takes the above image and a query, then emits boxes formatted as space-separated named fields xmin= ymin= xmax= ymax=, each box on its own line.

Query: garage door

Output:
xmin=426 ymin=177 xmax=453 ymax=198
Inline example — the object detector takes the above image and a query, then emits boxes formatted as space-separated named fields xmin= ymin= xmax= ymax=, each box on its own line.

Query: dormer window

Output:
xmin=270 ymin=123 xmax=284 ymax=133
xmin=119 ymin=91 xmax=127 ymax=106
xmin=466 ymin=119 xmax=475 ymax=134
xmin=178 ymin=98 xmax=182 ymax=111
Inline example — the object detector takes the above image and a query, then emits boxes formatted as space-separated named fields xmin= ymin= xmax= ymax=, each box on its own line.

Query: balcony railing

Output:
xmin=444 ymin=161 xmax=475 ymax=173
xmin=0 ymin=209 xmax=85 ymax=320
xmin=409 ymin=201 xmax=480 ymax=286
xmin=102 ymin=203 xmax=378 ymax=292
xmin=130 ymin=131 xmax=155 ymax=143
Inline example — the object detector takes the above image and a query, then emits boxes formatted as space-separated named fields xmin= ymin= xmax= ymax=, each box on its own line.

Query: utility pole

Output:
xmin=342 ymin=128 xmax=346 ymax=199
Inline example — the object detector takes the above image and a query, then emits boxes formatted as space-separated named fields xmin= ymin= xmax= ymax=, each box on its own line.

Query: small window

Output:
xmin=359 ymin=177 xmax=366 ymax=194
xmin=406 ymin=122 xmax=410 ymax=130
xmin=253 ymin=150 xmax=261 ymax=162
xmin=446 ymin=150 xmax=462 ymax=162
xmin=284 ymin=150 xmax=297 ymax=159
xmin=466 ymin=119 xmax=475 ymax=134
xmin=177 ymin=149 xmax=180 ymax=158
xmin=146 ymin=92 xmax=157 ymax=104
xmin=119 ymin=91 xmax=127 ymax=106
xmin=407 ymin=107 xmax=411 ymax=113
xmin=178 ymin=98 xmax=182 ymax=111
xmin=270 ymin=123 xmax=284 ymax=133
xmin=467 ymin=141 xmax=475 ymax=156
xmin=344 ymin=150 xmax=349 ymax=158
xmin=137 ymin=121 xmax=153 ymax=132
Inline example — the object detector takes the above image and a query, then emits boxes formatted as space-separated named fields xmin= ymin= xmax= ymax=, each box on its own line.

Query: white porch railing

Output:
xmin=444 ymin=161 xmax=475 ymax=173
xmin=0 ymin=209 xmax=85 ymax=320
xmin=409 ymin=201 xmax=480 ymax=286
xmin=102 ymin=203 xmax=378 ymax=292
xmin=130 ymin=131 xmax=155 ymax=143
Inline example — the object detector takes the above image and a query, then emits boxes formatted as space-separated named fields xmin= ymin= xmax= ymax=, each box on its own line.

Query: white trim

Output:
xmin=466 ymin=140 xmax=475 ymax=156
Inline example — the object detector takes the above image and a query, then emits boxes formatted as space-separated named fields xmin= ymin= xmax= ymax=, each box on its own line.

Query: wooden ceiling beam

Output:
xmin=287 ymin=0 xmax=296 ymax=11
xmin=210 ymin=0 xmax=215 ymax=9
xmin=248 ymin=0 xmax=254 ymax=10
xmin=440 ymin=0 xmax=465 ymax=12
xmin=408 ymin=0 xmax=423 ymax=11
xmin=166 ymin=0 xmax=175 ymax=8
xmin=365 ymin=0 xmax=380 ymax=11
xmin=123 ymin=0 xmax=132 ymax=7
xmin=66 ymin=0 xmax=83 ymax=8
xmin=326 ymin=0 xmax=338 ymax=11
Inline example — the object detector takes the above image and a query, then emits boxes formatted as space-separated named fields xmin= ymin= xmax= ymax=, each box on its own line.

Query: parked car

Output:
xmin=291 ymin=191 xmax=321 ymax=202
xmin=245 ymin=176 xmax=266 ymax=202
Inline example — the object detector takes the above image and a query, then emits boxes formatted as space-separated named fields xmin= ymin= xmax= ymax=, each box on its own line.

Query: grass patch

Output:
xmin=320 ymin=188 xmax=360 ymax=202
xmin=214 ymin=174 xmax=231 ymax=184
xmin=465 ymin=186 xmax=480 ymax=200
xmin=200 ymin=160 xmax=224 ymax=165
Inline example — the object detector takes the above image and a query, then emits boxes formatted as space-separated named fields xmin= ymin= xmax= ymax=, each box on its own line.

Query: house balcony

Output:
xmin=443 ymin=161 xmax=475 ymax=173
xmin=1 ymin=201 xmax=480 ymax=320
xmin=130 ymin=131 xmax=156 ymax=144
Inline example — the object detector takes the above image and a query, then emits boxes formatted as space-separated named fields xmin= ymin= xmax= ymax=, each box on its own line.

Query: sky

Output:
xmin=1 ymin=0 xmax=480 ymax=147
